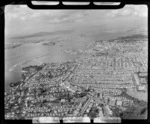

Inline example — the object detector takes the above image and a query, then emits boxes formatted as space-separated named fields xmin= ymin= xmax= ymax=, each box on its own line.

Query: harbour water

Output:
xmin=5 ymin=42 xmax=80 ymax=92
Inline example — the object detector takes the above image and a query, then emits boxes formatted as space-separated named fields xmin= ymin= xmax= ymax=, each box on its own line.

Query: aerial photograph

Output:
xmin=5 ymin=3 xmax=148 ymax=122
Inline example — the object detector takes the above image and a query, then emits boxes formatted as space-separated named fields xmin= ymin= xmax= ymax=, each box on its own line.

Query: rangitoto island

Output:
xmin=5 ymin=34 xmax=148 ymax=120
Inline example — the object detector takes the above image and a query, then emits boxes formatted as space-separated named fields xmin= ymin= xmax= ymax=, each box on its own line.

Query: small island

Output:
xmin=42 ymin=41 xmax=56 ymax=46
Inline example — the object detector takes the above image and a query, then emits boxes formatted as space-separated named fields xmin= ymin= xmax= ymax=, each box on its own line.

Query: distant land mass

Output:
xmin=5 ymin=43 xmax=22 ymax=49
xmin=5 ymin=33 xmax=147 ymax=50
xmin=10 ymin=29 xmax=74 ymax=39
xmin=107 ymin=34 xmax=148 ymax=43
xmin=117 ymin=34 xmax=148 ymax=40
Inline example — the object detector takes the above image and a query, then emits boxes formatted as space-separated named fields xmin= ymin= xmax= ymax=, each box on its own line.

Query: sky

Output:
xmin=5 ymin=4 xmax=147 ymax=37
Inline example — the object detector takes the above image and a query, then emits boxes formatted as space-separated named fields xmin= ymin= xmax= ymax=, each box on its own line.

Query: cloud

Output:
xmin=40 ymin=10 xmax=90 ymax=23
xmin=5 ymin=4 xmax=147 ymax=25
xmin=5 ymin=5 xmax=89 ymax=24
xmin=106 ymin=5 xmax=147 ymax=18
xmin=5 ymin=5 xmax=59 ymax=21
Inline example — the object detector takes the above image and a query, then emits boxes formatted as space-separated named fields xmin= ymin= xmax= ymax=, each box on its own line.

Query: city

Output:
xmin=5 ymin=34 xmax=148 ymax=120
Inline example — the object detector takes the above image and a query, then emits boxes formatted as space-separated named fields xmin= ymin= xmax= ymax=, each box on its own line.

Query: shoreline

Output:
xmin=7 ymin=53 xmax=52 ymax=72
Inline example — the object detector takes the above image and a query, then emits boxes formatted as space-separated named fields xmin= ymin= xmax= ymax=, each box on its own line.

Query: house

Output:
xmin=116 ymin=100 xmax=122 ymax=106
xmin=139 ymin=72 xmax=147 ymax=77
xmin=122 ymin=101 xmax=130 ymax=107
xmin=139 ymin=78 xmax=147 ymax=84
xmin=137 ymin=85 xmax=146 ymax=91
xmin=108 ymin=98 xmax=116 ymax=106
xmin=140 ymin=67 xmax=147 ymax=73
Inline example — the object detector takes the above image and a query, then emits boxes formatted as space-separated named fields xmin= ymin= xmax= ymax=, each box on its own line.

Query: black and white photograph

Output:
xmin=4 ymin=2 xmax=148 ymax=121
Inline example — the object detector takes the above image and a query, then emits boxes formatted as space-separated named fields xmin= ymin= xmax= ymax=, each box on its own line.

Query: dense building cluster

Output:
xmin=5 ymin=34 xmax=148 ymax=120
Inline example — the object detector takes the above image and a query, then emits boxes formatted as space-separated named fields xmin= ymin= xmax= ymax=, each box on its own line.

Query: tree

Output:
xmin=119 ymin=105 xmax=147 ymax=119
xmin=87 ymin=107 xmax=99 ymax=119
